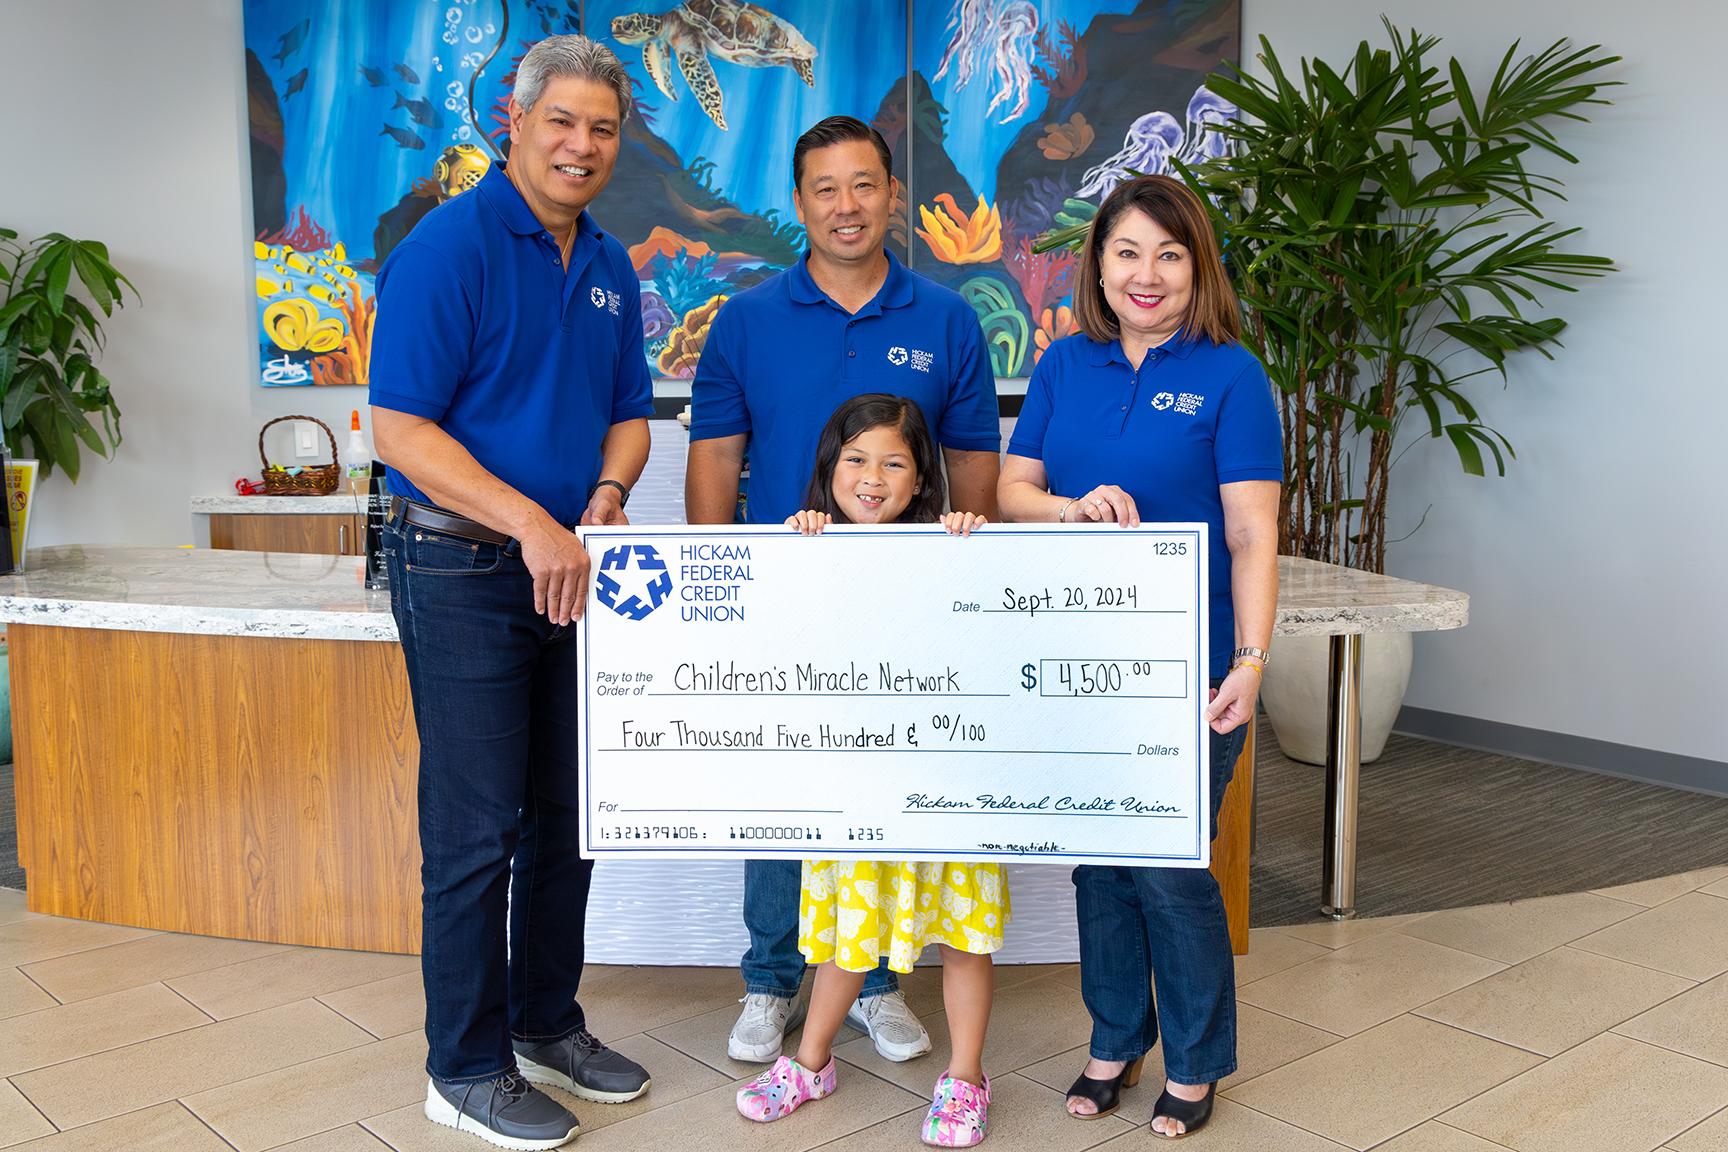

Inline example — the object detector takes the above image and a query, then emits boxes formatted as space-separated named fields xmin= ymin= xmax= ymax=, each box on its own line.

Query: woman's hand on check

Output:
xmin=1076 ymin=486 xmax=1139 ymax=527
xmin=786 ymin=510 xmax=832 ymax=535
xmin=941 ymin=512 xmax=987 ymax=536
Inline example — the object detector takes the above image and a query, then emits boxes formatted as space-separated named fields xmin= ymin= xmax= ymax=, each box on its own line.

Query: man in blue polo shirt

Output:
xmin=685 ymin=115 xmax=1001 ymax=1066
xmin=369 ymin=36 xmax=653 ymax=1151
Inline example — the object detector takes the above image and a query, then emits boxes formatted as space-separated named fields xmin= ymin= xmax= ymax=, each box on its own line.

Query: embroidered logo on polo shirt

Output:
xmin=589 ymin=287 xmax=623 ymax=316
xmin=591 ymin=286 xmax=607 ymax=308
xmin=1175 ymin=392 xmax=1204 ymax=415
xmin=1151 ymin=392 xmax=1175 ymax=410
xmin=910 ymin=349 xmax=934 ymax=372
xmin=887 ymin=346 xmax=909 ymax=365
xmin=596 ymin=544 xmax=673 ymax=621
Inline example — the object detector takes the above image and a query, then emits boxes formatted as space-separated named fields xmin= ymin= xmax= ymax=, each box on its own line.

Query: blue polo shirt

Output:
xmin=1009 ymin=333 xmax=1283 ymax=677
xmin=689 ymin=248 xmax=1000 ymax=523
xmin=370 ymin=165 xmax=654 ymax=525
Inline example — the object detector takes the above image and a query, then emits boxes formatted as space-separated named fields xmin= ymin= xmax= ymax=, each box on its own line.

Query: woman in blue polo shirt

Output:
xmin=999 ymin=174 xmax=1281 ymax=1139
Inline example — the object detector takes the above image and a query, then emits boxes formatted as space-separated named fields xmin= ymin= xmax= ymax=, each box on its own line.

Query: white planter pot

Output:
xmin=1259 ymin=632 xmax=1413 ymax=765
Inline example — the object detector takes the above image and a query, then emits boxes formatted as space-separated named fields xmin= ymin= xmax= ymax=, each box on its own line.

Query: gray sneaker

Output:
xmin=846 ymin=990 xmax=933 ymax=1062
xmin=728 ymin=990 xmax=809 ymax=1062
xmin=515 ymin=1028 xmax=651 ymax=1103
xmin=424 ymin=1071 xmax=578 ymax=1150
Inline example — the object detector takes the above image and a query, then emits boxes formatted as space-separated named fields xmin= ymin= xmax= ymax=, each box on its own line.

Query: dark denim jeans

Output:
xmin=1073 ymin=695 xmax=1249 ymax=1086
xmin=386 ymin=519 xmax=591 ymax=1083
xmin=742 ymin=859 xmax=899 ymax=998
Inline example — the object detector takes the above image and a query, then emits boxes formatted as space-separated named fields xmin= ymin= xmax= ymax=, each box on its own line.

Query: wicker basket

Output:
xmin=259 ymin=415 xmax=341 ymax=496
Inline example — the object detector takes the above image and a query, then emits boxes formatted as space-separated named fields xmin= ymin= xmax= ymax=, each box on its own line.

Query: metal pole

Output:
xmin=1320 ymin=633 xmax=1362 ymax=919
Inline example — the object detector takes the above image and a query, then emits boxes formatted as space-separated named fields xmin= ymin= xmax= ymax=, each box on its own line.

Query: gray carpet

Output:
xmin=0 ymin=764 xmax=19 ymax=891
xmin=1250 ymin=724 xmax=1728 ymax=926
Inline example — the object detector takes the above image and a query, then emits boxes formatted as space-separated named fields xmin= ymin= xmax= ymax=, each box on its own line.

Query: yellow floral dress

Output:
xmin=799 ymin=860 xmax=1011 ymax=973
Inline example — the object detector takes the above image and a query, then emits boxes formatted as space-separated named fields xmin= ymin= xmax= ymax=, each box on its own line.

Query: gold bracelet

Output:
xmin=1058 ymin=498 xmax=1078 ymax=523
xmin=1232 ymin=661 xmax=1263 ymax=678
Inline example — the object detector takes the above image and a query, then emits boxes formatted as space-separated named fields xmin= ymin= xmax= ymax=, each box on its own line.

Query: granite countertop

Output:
xmin=0 ymin=545 xmax=395 ymax=642
xmin=192 ymin=493 xmax=370 ymax=514
xmin=1274 ymin=555 xmax=1468 ymax=636
xmin=0 ymin=546 xmax=1465 ymax=643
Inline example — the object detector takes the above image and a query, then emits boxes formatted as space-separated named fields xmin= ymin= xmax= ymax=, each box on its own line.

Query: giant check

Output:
xmin=577 ymin=523 xmax=1210 ymax=867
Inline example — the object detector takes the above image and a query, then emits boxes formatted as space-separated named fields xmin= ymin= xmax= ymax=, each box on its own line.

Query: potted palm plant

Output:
xmin=1043 ymin=22 xmax=1619 ymax=761
xmin=0 ymin=229 xmax=135 ymax=482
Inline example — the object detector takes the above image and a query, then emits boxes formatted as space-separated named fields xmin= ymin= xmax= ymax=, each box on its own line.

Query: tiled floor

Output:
xmin=4 ymin=867 xmax=1728 ymax=1151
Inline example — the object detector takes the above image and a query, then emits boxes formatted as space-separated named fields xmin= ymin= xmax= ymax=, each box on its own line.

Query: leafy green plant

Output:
xmin=1040 ymin=22 xmax=1619 ymax=572
xmin=0 ymin=229 xmax=136 ymax=481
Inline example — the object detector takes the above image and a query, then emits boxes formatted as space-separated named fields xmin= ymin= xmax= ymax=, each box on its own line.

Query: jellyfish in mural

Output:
xmin=1078 ymin=111 xmax=1184 ymax=199
xmin=1178 ymin=85 xmax=1240 ymax=166
xmin=932 ymin=0 xmax=1040 ymax=124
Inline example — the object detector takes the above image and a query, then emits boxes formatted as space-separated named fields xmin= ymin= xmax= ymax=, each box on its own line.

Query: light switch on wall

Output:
xmin=294 ymin=421 xmax=319 ymax=458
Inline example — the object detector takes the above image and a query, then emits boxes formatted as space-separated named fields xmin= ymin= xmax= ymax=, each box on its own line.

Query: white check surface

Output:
xmin=579 ymin=523 xmax=1209 ymax=866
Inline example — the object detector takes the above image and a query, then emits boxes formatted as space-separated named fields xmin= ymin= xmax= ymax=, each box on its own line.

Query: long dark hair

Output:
xmin=802 ymin=394 xmax=945 ymax=524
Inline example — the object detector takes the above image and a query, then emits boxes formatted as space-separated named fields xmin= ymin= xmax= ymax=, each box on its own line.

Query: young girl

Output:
xmin=736 ymin=394 xmax=1005 ymax=1148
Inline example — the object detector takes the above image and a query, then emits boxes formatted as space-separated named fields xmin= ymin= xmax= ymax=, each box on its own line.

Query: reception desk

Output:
xmin=3 ymin=545 xmax=1463 ymax=960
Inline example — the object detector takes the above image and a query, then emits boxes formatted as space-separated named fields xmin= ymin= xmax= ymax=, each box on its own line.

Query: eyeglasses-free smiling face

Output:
xmin=506 ymin=75 xmax=622 ymax=225
xmin=830 ymin=425 xmax=920 ymax=524
xmin=793 ymin=139 xmax=897 ymax=274
xmin=1099 ymin=207 xmax=1193 ymax=351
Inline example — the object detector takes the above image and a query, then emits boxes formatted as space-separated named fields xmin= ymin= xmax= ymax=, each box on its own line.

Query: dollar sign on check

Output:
xmin=1021 ymin=663 xmax=1037 ymax=690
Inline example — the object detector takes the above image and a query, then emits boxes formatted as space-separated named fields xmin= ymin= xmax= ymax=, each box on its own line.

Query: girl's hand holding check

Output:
xmin=786 ymin=510 xmax=833 ymax=535
xmin=942 ymin=512 xmax=987 ymax=536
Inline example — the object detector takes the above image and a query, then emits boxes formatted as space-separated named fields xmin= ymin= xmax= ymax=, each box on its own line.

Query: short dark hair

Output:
xmin=793 ymin=115 xmax=894 ymax=190
xmin=1072 ymin=174 xmax=1240 ymax=347
xmin=802 ymin=394 xmax=945 ymax=524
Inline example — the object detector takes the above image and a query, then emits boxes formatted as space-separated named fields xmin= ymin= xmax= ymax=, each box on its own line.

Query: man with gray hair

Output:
xmin=370 ymin=34 xmax=652 ymax=1150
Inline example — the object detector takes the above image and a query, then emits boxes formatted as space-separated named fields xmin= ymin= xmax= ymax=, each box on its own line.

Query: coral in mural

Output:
xmin=1005 ymin=175 xmax=1073 ymax=236
xmin=917 ymin=193 xmax=1003 ymax=265
xmin=1032 ymin=303 xmax=1075 ymax=366
xmin=1031 ymin=19 xmax=1086 ymax=99
xmin=959 ymin=275 xmax=1027 ymax=376
xmin=259 ymin=205 xmax=333 ymax=251
xmin=652 ymin=250 xmax=733 ymax=318
xmin=263 ymin=298 xmax=345 ymax=355
xmin=641 ymin=292 xmax=677 ymax=343
xmin=309 ymin=279 xmax=375 ymax=387
xmin=657 ymin=294 xmax=728 ymax=378
xmin=1036 ymin=113 xmax=1093 ymax=161
xmin=1002 ymin=233 xmax=1076 ymax=318
xmin=932 ymin=0 xmax=1039 ymax=124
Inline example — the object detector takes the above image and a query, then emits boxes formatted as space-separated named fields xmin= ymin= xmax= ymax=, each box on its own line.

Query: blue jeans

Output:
xmin=1073 ymin=697 xmax=1249 ymax=1086
xmin=386 ymin=519 xmax=591 ymax=1083
xmin=742 ymin=859 xmax=898 ymax=998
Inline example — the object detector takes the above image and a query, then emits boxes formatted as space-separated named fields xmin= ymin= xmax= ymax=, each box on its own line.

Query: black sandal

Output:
xmin=1064 ymin=1054 xmax=1146 ymax=1120
xmin=1150 ymin=1082 xmax=1216 ymax=1138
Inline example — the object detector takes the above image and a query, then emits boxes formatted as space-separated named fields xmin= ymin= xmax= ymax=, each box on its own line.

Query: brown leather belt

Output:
xmin=390 ymin=496 xmax=511 ymax=546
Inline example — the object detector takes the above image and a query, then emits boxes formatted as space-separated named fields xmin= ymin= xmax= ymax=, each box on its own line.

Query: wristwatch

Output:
xmin=588 ymin=479 xmax=630 ymax=508
xmin=1230 ymin=646 xmax=1270 ymax=668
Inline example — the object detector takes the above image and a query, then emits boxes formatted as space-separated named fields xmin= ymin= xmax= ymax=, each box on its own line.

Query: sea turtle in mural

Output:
xmin=611 ymin=0 xmax=817 ymax=131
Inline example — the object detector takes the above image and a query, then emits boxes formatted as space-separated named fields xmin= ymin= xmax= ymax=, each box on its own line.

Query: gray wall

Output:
xmin=1240 ymin=1 xmax=1728 ymax=773
xmin=2 ymin=0 xmax=1721 ymax=771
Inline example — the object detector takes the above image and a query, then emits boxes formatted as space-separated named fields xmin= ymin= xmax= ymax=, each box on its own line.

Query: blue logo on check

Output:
xmin=596 ymin=544 xmax=673 ymax=620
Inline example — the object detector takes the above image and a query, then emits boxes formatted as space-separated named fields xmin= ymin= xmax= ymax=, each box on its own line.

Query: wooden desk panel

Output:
xmin=9 ymin=621 xmax=1255 ymax=956
xmin=209 ymin=513 xmax=366 ymax=556
xmin=11 ymin=624 xmax=421 ymax=953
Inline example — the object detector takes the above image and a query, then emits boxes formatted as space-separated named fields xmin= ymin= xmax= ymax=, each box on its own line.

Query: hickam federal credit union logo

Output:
xmin=596 ymin=544 xmax=673 ymax=620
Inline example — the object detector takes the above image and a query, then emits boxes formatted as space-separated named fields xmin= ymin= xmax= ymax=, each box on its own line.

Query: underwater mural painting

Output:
xmin=908 ymin=0 xmax=1240 ymax=375
xmin=583 ymin=0 xmax=905 ymax=379
xmin=241 ymin=0 xmax=1236 ymax=385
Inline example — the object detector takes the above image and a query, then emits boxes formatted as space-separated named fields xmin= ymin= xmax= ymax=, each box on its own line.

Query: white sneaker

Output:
xmin=845 ymin=990 xmax=933 ymax=1062
xmin=728 ymin=991 xmax=808 ymax=1062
